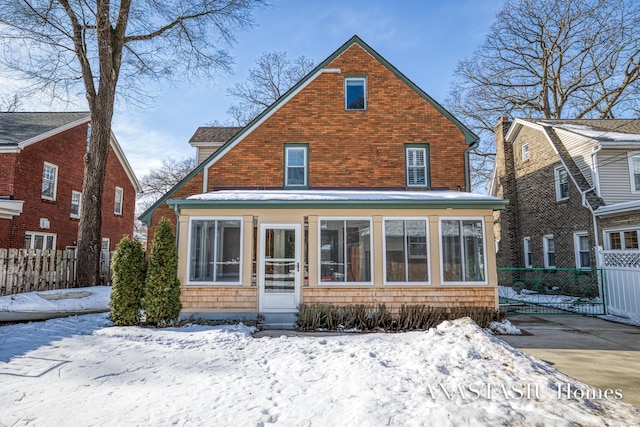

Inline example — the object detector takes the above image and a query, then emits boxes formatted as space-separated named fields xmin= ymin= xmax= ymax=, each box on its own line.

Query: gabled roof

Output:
xmin=139 ymin=35 xmax=479 ymax=225
xmin=0 ymin=111 xmax=142 ymax=194
xmin=0 ymin=112 xmax=89 ymax=148
xmin=189 ymin=127 xmax=242 ymax=144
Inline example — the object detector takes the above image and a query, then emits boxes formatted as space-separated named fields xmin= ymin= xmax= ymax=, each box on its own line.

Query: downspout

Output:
xmin=464 ymin=139 xmax=479 ymax=192
xmin=589 ymin=144 xmax=603 ymax=261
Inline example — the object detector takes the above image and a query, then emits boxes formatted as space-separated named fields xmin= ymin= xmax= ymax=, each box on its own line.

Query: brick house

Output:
xmin=490 ymin=117 xmax=640 ymax=316
xmin=140 ymin=36 xmax=506 ymax=320
xmin=0 ymin=112 xmax=141 ymax=251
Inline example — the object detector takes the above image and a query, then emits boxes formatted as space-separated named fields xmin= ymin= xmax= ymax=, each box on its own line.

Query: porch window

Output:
xmin=320 ymin=218 xmax=371 ymax=283
xmin=607 ymin=229 xmax=640 ymax=250
xmin=24 ymin=232 xmax=56 ymax=250
xmin=189 ymin=218 xmax=242 ymax=284
xmin=573 ymin=232 xmax=591 ymax=269
xmin=440 ymin=219 xmax=486 ymax=283
xmin=543 ymin=235 xmax=556 ymax=268
xmin=384 ymin=219 xmax=428 ymax=283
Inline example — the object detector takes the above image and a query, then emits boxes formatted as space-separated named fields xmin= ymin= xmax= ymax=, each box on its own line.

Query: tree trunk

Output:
xmin=76 ymin=90 xmax=117 ymax=287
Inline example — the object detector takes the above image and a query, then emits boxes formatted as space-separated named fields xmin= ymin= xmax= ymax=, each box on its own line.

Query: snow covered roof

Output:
xmin=552 ymin=123 xmax=640 ymax=146
xmin=167 ymin=189 xmax=507 ymax=210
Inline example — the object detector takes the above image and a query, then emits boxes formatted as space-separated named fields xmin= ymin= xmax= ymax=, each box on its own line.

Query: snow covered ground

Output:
xmin=1 ymin=313 xmax=638 ymax=426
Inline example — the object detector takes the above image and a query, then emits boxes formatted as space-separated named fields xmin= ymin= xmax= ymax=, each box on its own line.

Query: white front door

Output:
xmin=259 ymin=223 xmax=301 ymax=312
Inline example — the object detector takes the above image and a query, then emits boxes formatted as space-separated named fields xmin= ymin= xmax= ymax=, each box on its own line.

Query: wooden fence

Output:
xmin=0 ymin=248 xmax=114 ymax=296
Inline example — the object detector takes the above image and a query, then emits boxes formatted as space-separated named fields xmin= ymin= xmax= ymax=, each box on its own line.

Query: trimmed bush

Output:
xmin=296 ymin=303 xmax=504 ymax=331
xmin=142 ymin=218 xmax=181 ymax=326
xmin=109 ymin=236 xmax=146 ymax=326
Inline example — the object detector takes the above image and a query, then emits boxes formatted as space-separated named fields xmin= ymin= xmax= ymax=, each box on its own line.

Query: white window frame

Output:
xmin=573 ymin=232 xmax=591 ymax=269
xmin=41 ymin=162 xmax=58 ymax=201
xmin=406 ymin=146 xmax=429 ymax=187
xmin=521 ymin=143 xmax=529 ymax=161
xmin=114 ymin=186 xmax=123 ymax=215
xmin=186 ymin=216 xmax=244 ymax=286
xmin=523 ymin=237 xmax=532 ymax=268
xmin=70 ymin=190 xmax=82 ymax=219
xmin=86 ymin=124 xmax=92 ymax=152
xmin=543 ymin=234 xmax=556 ymax=268
xmin=554 ymin=166 xmax=569 ymax=201
xmin=318 ymin=217 xmax=373 ymax=285
xmin=627 ymin=152 xmax=640 ymax=193
xmin=344 ymin=77 xmax=367 ymax=110
xmin=382 ymin=217 xmax=430 ymax=285
xmin=438 ymin=217 xmax=488 ymax=284
xmin=604 ymin=227 xmax=640 ymax=251
xmin=24 ymin=231 xmax=57 ymax=250
xmin=284 ymin=145 xmax=308 ymax=188
xmin=101 ymin=238 xmax=110 ymax=253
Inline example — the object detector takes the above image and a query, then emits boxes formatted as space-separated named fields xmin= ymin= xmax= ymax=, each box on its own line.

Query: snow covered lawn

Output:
xmin=1 ymin=314 xmax=638 ymax=426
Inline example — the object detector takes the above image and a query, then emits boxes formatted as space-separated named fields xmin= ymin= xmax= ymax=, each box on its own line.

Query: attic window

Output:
xmin=345 ymin=77 xmax=366 ymax=110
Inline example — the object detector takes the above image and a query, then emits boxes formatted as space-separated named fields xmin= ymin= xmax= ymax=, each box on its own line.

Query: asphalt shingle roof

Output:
xmin=0 ymin=112 xmax=89 ymax=145
xmin=189 ymin=127 xmax=243 ymax=143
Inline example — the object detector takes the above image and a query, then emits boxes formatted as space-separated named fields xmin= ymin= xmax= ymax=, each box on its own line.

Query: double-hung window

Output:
xmin=70 ymin=191 xmax=81 ymax=218
xmin=384 ymin=219 xmax=428 ymax=283
xmin=41 ymin=162 xmax=58 ymax=200
xmin=523 ymin=237 xmax=532 ymax=268
xmin=284 ymin=144 xmax=308 ymax=189
xmin=440 ymin=219 xmax=486 ymax=283
xmin=114 ymin=187 xmax=123 ymax=215
xmin=606 ymin=229 xmax=639 ymax=250
xmin=521 ymin=143 xmax=529 ymax=161
xmin=543 ymin=235 xmax=556 ymax=268
xmin=406 ymin=145 xmax=429 ymax=187
xmin=555 ymin=166 xmax=569 ymax=200
xmin=320 ymin=219 xmax=372 ymax=283
xmin=573 ymin=232 xmax=591 ymax=269
xmin=345 ymin=77 xmax=366 ymax=110
xmin=628 ymin=152 xmax=640 ymax=192
xmin=189 ymin=218 xmax=242 ymax=284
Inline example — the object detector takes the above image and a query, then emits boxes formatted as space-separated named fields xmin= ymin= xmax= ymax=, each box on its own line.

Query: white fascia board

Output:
xmin=504 ymin=118 xmax=545 ymax=143
xmin=203 ymin=68 xmax=326 ymax=172
xmin=189 ymin=141 xmax=224 ymax=147
xmin=109 ymin=131 xmax=143 ymax=194
xmin=0 ymin=146 xmax=20 ymax=153
xmin=0 ymin=199 xmax=24 ymax=219
xmin=17 ymin=116 xmax=90 ymax=149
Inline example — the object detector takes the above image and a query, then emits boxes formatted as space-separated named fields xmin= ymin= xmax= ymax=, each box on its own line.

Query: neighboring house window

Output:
xmin=606 ymin=229 xmax=640 ymax=250
xmin=440 ymin=219 xmax=486 ymax=282
xmin=320 ymin=218 xmax=372 ymax=283
xmin=406 ymin=145 xmax=429 ymax=187
xmin=70 ymin=191 xmax=82 ymax=218
xmin=383 ymin=218 xmax=429 ymax=283
xmin=101 ymin=238 xmax=110 ymax=252
xmin=41 ymin=162 xmax=58 ymax=201
xmin=188 ymin=218 xmax=242 ymax=284
xmin=24 ymin=232 xmax=56 ymax=250
xmin=543 ymin=235 xmax=556 ymax=268
xmin=521 ymin=143 xmax=529 ymax=161
xmin=345 ymin=77 xmax=366 ymax=110
xmin=554 ymin=166 xmax=569 ymax=201
xmin=523 ymin=237 xmax=532 ymax=268
xmin=284 ymin=144 xmax=308 ymax=189
xmin=114 ymin=187 xmax=123 ymax=215
xmin=573 ymin=232 xmax=591 ymax=269
xmin=628 ymin=152 xmax=640 ymax=192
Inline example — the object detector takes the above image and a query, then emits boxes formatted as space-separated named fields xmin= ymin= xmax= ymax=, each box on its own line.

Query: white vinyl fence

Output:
xmin=598 ymin=248 xmax=640 ymax=318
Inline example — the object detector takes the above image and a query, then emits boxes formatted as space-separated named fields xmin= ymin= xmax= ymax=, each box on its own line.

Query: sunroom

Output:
xmin=167 ymin=190 xmax=507 ymax=318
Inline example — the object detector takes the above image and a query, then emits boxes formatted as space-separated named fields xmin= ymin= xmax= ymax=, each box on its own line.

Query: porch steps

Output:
xmin=260 ymin=312 xmax=297 ymax=330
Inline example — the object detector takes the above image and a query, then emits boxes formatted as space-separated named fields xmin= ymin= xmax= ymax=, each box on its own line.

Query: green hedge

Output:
xmin=109 ymin=236 xmax=146 ymax=326
xmin=296 ymin=304 xmax=503 ymax=332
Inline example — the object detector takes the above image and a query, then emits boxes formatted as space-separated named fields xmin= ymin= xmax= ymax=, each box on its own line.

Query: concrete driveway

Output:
xmin=500 ymin=314 xmax=640 ymax=408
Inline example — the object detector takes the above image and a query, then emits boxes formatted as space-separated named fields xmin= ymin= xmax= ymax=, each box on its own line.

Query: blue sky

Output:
xmin=14 ymin=0 xmax=506 ymax=180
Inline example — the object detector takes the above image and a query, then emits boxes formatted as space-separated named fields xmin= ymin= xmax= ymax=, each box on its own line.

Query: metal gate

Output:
xmin=497 ymin=268 xmax=606 ymax=315
xmin=598 ymin=249 xmax=640 ymax=318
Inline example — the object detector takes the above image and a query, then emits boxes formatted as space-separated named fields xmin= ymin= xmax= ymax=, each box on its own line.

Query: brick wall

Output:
xmin=148 ymin=43 xmax=470 ymax=239
xmin=0 ymin=124 xmax=136 ymax=250
xmin=495 ymin=122 xmax=595 ymax=269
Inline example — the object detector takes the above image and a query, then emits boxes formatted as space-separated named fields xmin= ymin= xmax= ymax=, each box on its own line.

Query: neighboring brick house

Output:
xmin=0 ymin=112 xmax=142 ymax=251
xmin=140 ymin=36 xmax=506 ymax=321
xmin=490 ymin=117 xmax=640 ymax=315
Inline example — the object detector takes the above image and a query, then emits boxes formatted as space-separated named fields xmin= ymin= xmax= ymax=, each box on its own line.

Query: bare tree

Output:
xmin=0 ymin=94 xmax=22 ymax=112
xmin=447 ymin=0 xmax=640 ymax=190
xmin=226 ymin=51 xmax=315 ymax=125
xmin=0 ymin=0 xmax=264 ymax=286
